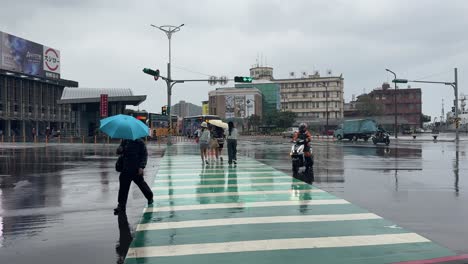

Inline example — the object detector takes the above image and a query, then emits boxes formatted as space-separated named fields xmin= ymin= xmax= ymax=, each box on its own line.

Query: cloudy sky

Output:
xmin=1 ymin=0 xmax=468 ymax=119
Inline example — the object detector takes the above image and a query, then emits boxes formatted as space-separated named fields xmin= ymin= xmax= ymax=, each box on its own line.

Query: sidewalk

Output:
xmin=125 ymin=144 xmax=457 ymax=264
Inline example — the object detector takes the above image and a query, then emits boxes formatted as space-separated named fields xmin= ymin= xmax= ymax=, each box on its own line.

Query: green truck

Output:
xmin=334 ymin=119 xmax=378 ymax=141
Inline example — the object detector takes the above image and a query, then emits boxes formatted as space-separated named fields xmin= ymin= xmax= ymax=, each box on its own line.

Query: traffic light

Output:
xmin=143 ymin=68 xmax=160 ymax=79
xmin=452 ymin=107 xmax=455 ymax=113
xmin=234 ymin=76 xmax=253 ymax=83
xmin=161 ymin=106 xmax=167 ymax=115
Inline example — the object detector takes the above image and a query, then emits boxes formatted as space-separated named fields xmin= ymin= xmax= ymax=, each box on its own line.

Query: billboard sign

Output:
xmin=225 ymin=94 xmax=256 ymax=118
xmin=100 ymin=94 xmax=108 ymax=117
xmin=0 ymin=31 xmax=60 ymax=79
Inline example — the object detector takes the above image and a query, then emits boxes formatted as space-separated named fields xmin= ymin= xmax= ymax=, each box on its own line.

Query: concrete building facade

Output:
xmin=247 ymin=66 xmax=345 ymax=125
xmin=171 ymin=100 xmax=202 ymax=119
xmin=343 ymin=83 xmax=423 ymax=130
xmin=0 ymin=70 xmax=78 ymax=138
xmin=58 ymin=88 xmax=146 ymax=136
xmin=208 ymin=88 xmax=262 ymax=119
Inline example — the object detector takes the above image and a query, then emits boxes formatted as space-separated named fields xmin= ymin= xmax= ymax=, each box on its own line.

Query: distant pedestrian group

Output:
xmin=197 ymin=121 xmax=238 ymax=165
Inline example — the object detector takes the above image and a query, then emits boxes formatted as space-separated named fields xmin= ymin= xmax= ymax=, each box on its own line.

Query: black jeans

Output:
xmin=227 ymin=139 xmax=237 ymax=163
xmin=118 ymin=172 xmax=153 ymax=208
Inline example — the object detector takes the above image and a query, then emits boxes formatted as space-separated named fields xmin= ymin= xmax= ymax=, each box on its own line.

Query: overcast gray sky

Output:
xmin=2 ymin=0 xmax=468 ymax=119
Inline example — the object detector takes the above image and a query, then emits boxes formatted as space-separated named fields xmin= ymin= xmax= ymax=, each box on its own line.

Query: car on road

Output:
xmin=282 ymin=127 xmax=299 ymax=138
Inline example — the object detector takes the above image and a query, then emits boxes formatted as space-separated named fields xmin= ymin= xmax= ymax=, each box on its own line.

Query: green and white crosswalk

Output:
xmin=125 ymin=150 xmax=455 ymax=264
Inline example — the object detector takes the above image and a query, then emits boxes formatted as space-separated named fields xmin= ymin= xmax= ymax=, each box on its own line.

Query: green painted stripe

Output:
xmin=153 ymin=188 xmax=321 ymax=198
xmin=152 ymin=182 xmax=310 ymax=191
xmin=125 ymin=242 xmax=453 ymax=264
xmin=158 ymin=168 xmax=275 ymax=172
xmin=140 ymin=203 xmax=370 ymax=224
xmin=144 ymin=199 xmax=350 ymax=213
xmin=153 ymin=192 xmax=339 ymax=206
xmin=132 ymin=219 xmax=407 ymax=247
xmin=155 ymin=173 xmax=289 ymax=180
xmin=156 ymin=171 xmax=288 ymax=177
xmin=154 ymin=176 xmax=301 ymax=185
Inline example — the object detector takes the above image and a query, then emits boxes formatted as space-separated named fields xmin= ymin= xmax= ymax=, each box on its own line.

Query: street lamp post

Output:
xmin=392 ymin=67 xmax=459 ymax=143
xmin=151 ymin=23 xmax=185 ymax=145
xmin=386 ymin=69 xmax=398 ymax=138
xmin=325 ymin=83 xmax=329 ymax=135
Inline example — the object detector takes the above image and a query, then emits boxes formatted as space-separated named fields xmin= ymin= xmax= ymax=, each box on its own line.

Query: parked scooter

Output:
xmin=290 ymin=139 xmax=314 ymax=176
xmin=372 ymin=131 xmax=390 ymax=145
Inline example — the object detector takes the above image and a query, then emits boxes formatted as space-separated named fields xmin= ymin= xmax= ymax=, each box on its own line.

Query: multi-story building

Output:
xmin=344 ymin=83 xmax=422 ymax=131
xmin=367 ymin=83 xmax=422 ymax=130
xmin=171 ymin=100 xmax=202 ymax=119
xmin=208 ymin=88 xmax=262 ymax=119
xmin=247 ymin=66 xmax=344 ymax=125
xmin=235 ymin=80 xmax=280 ymax=116
xmin=0 ymin=31 xmax=78 ymax=138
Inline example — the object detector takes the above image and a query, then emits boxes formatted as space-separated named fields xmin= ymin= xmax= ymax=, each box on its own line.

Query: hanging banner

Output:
xmin=100 ymin=94 xmax=108 ymax=117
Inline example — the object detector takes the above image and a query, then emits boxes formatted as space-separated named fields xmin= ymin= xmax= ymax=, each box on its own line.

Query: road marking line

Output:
xmin=154 ymin=176 xmax=293 ymax=183
xmin=158 ymin=167 xmax=274 ymax=172
xmin=136 ymin=213 xmax=381 ymax=231
xmin=157 ymin=171 xmax=286 ymax=177
xmin=126 ymin=233 xmax=428 ymax=258
xmin=155 ymin=189 xmax=324 ymax=199
xmin=152 ymin=182 xmax=309 ymax=190
xmin=144 ymin=199 xmax=350 ymax=213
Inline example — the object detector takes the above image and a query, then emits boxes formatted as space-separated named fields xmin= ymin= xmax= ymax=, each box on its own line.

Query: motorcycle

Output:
xmin=372 ymin=131 xmax=390 ymax=145
xmin=290 ymin=139 xmax=314 ymax=176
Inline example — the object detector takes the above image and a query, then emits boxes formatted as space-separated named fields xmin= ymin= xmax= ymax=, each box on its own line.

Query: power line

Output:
xmin=171 ymin=65 xmax=214 ymax=77
xmin=413 ymin=70 xmax=452 ymax=81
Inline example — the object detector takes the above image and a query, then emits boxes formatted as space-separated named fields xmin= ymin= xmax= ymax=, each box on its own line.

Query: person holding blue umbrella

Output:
xmin=100 ymin=114 xmax=153 ymax=215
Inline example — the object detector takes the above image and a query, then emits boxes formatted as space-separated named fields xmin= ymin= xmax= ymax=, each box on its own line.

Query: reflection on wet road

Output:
xmin=0 ymin=139 xmax=467 ymax=263
xmin=0 ymin=144 xmax=162 ymax=264
xmin=244 ymin=139 xmax=468 ymax=254
xmin=124 ymin=144 xmax=458 ymax=263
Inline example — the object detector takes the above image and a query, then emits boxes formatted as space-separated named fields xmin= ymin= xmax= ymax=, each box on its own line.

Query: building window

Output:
xmin=336 ymin=91 xmax=339 ymax=97
xmin=335 ymin=102 xmax=338 ymax=108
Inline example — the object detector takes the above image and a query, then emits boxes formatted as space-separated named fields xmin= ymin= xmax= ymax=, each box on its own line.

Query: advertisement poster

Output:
xmin=225 ymin=95 xmax=235 ymax=119
xmin=245 ymin=94 xmax=255 ymax=117
xmin=0 ymin=31 xmax=60 ymax=79
xmin=43 ymin=46 xmax=61 ymax=79
xmin=234 ymin=95 xmax=246 ymax=118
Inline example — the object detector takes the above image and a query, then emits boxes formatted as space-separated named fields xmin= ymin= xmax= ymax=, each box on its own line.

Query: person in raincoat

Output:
xmin=114 ymin=138 xmax=153 ymax=215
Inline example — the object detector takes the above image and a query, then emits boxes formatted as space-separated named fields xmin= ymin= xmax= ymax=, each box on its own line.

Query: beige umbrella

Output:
xmin=209 ymin=119 xmax=228 ymax=129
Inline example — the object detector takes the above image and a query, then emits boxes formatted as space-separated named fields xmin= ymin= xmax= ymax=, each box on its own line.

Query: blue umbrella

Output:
xmin=100 ymin=114 xmax=149 ymax=140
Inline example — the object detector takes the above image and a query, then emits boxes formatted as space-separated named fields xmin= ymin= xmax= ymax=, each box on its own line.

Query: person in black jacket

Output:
xmin=114 ymin=139 xmax=153 ymax=215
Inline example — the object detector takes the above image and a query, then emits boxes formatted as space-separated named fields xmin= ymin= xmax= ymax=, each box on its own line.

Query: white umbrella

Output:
xmin=209 ymin=119 xmax=228 ymax=129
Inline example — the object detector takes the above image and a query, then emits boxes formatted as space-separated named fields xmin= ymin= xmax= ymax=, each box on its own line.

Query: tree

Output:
xmin=263 ymin=110 xmax=297 ymax=129
xmin=248 ymin=114 xmax=261 ymax=132
xmin=356 ymin=94 xmax=382 ymax=116
xmin=276 ymin=111 xmax=297 ymax=129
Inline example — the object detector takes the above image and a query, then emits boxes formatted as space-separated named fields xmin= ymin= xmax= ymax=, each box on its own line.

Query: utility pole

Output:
xmin=386 ymin=69 xmax=398 ymax=138
xmin=325 ymin=83 xmax=329 ymax=134
xmin=454 ymin=68 xmax=459 ymax=142
xmin=392 ymin=67 xmax=459 ymax=143
xmin=151 ymin=24 xmax=185 ymax=145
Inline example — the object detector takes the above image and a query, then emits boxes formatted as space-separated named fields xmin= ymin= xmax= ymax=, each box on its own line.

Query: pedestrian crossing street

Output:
xmin=125 ymin=152 xmax=455 ymax=264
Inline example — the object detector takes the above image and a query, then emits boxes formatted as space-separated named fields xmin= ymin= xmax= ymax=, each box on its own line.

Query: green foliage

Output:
xmin=263 ymin=110 xmax=297 ymax=129
xmin=247 ymin=114 xmax=261 ymax=131
xmin=356 ymin=94 xmax=383 ymax=116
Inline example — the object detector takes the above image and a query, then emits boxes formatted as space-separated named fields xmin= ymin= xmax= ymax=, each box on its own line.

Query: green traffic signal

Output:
xmin=234 ymin=76 xmax=253 ymax=83
xmin=143 ymin=68 xmax=160 ymax=77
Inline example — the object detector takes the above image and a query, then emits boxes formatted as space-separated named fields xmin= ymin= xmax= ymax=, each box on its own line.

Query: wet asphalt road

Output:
xmin=0 ymin=137 xmax=467 ymax=263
